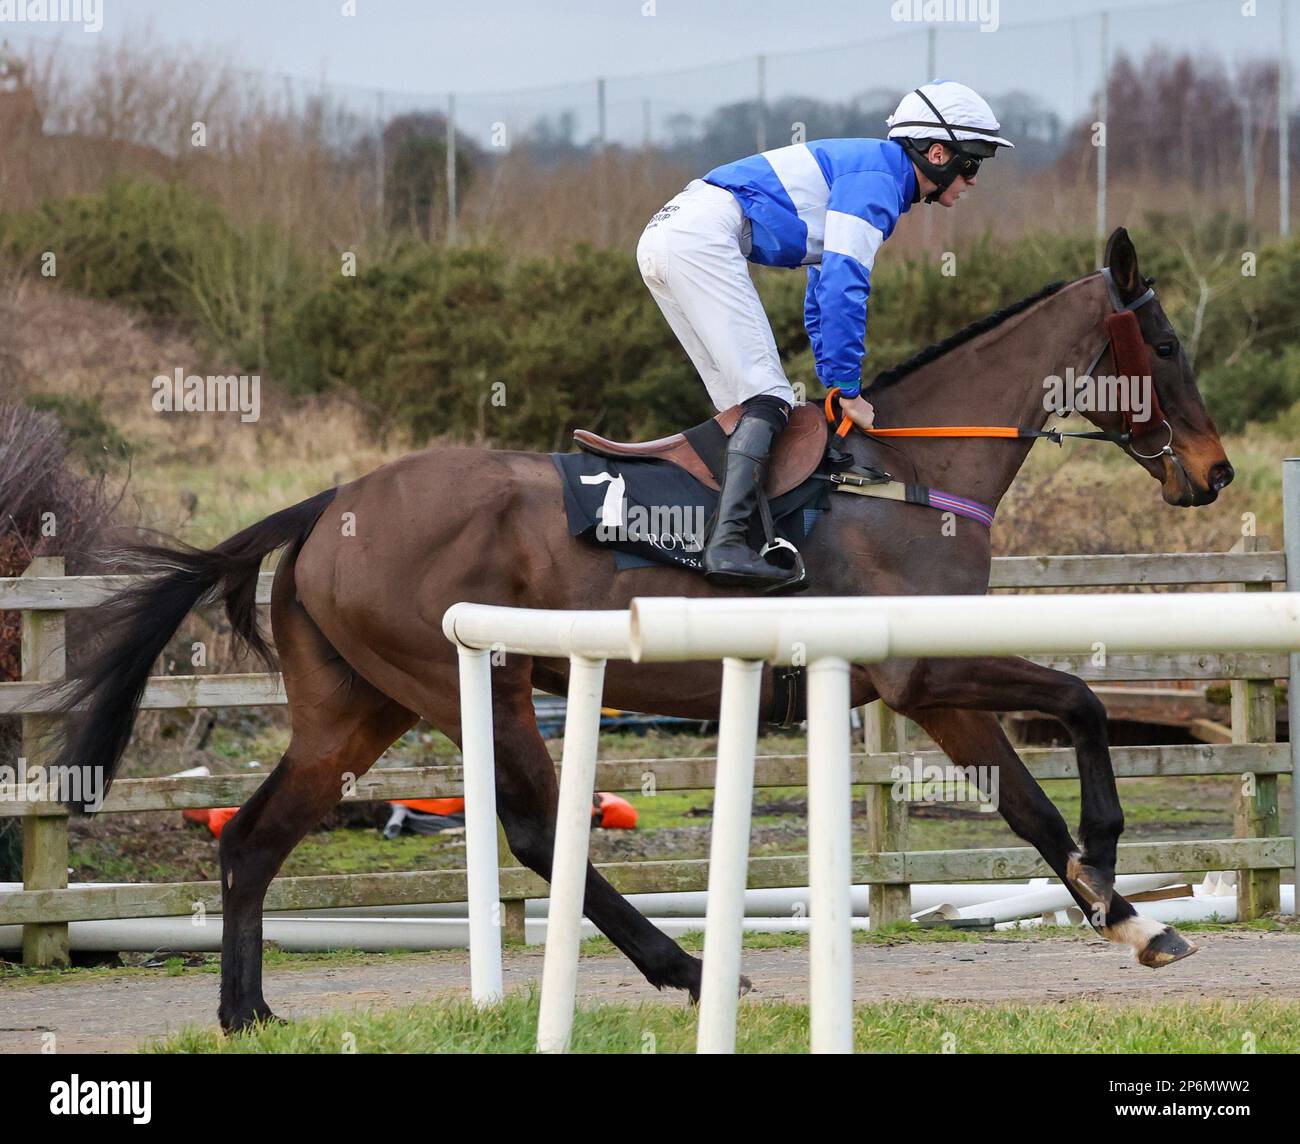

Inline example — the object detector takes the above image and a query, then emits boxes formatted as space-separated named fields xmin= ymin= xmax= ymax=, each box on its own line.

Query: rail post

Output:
xmin=696 ymin=657 xmax=763 ymax=1054
xmin=20 ymin=556 xmax=69 ymax=967
xmin=1231 ymin=535 xmax=1281 ymax=919
xmin=536 ymin=654 xmax=607 ymax=1053
xmin=863 ymin=700 xmax=910 ymax=927
xmin=1285 ymin=458 xmax=1300 ymax=911
xmin=455 ymin=645 xmax=503 ymax=1004
xmin=806 ymin=655 xmax=854 ymax=1054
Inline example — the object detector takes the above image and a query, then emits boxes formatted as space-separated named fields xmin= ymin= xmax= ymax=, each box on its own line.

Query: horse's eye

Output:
xmin=1156 ymin=342 xmax=1176 ymax=358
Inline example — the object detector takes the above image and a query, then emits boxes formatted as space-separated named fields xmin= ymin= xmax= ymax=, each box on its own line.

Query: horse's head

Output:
xmin=1080 ymin=228 xmax=1234 ymax=507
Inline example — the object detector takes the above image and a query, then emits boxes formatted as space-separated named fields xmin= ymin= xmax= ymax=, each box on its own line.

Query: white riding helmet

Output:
xmin=886 ymin=80 xmax=1014 ymax=151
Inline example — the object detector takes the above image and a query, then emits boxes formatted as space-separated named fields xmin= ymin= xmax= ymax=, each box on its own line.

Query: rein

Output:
xmin=824 ymin=267 xmax=1168 ymax=455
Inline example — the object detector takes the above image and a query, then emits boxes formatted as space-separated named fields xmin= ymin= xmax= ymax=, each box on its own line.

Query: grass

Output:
xmin=147 ymin=990 xmax=1300 ymax=1054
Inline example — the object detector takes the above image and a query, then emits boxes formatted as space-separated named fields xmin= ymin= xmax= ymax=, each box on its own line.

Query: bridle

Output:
xmin=1083 ymin=266 xmax=1173 ymax=461
xmin=825 ymin=268 xmax=1176 ymax=460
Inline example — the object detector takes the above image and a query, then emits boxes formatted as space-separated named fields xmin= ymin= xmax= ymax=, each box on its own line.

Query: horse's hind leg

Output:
xmin=902 ymin=706 xmax=1196 ymax=967
xmin=217 ymin=588 xmax=416 ymax=1032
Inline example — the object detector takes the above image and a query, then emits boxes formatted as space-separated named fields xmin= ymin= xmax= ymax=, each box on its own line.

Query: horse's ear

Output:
xmin=1104 ymin=226 xmax=1142 ymax=298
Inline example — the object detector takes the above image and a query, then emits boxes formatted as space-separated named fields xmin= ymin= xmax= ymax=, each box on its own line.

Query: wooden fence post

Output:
xmin=1231 ymin=536 xmax=1280 ymax=920
xmin=863 ymin=700 xmax=910 ymax=928
xmin=20 ymin=556 xmax=70 ymax=966
xmin=497 ymin=820 xmax=527 ymax=946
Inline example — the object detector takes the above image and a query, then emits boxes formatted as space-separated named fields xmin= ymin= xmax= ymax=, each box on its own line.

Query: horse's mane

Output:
xmin=864 ymin=278 xmax=1069 ymax=395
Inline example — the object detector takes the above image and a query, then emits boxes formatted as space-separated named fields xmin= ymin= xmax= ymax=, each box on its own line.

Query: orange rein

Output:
xmin=823 ymin=387 xmax=1024 ymax=440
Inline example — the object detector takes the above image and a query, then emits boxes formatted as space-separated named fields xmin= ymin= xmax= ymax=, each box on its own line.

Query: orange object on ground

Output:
xmin=207 ymin=807 xmax=238 ymax=837
xmin=593 ymin=792 xmax=637 ymax=829
xmin=397 ymin=798 xmax=465 ymax=815
xmin=182 ymin=806 xmax=238 ymax=838
xmin=390 ymin=794 xmax=636 ymax=828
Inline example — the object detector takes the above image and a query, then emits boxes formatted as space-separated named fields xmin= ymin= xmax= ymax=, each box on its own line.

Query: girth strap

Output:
xmin=820 ymin=467 xmax=996 ymax=529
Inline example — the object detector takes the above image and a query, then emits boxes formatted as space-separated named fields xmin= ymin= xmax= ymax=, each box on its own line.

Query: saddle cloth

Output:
xmin=551 ymin=450 xmax=829 ymax=575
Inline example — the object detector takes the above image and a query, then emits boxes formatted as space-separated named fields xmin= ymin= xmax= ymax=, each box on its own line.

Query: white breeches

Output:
xmin=636 ymin=179 xmax=796 ymax=412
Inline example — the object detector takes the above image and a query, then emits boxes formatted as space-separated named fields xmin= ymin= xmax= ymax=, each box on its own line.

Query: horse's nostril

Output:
xmin=1209 ymin=461 xmax=1235 ymax=491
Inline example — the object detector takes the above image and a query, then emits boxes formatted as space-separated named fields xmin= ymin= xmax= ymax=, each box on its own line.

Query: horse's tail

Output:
xmin=50 ymin=488 xmax=337 ymax=813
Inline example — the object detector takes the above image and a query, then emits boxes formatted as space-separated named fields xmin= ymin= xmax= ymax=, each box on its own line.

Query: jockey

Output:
xmin=636 ymin=81 xmax=1013 ymax=589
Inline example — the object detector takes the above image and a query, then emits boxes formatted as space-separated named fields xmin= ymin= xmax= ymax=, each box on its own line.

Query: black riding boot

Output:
xmin=702 ymin=403 xmax=793 ymax=590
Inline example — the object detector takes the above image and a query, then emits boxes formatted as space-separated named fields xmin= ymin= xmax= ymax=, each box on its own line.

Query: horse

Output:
xmin=53 ymin=227 xmax=1234 ymax=1031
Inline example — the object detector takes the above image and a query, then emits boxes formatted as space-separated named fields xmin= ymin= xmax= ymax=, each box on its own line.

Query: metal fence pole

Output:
xmin=375 ymin=89 xmax=386 ymax=226
xmin=1284 ymin=457 xmax=1300 ymax=911
xmin=756 ymin=54 xmax=767 ymax=153
xmin=1242 ymin=96 xmax=1256 ymax=237
xmin=446 ymin=92 xmax=457 ymax=245
xmin=1282 ymin=0 xmax=1291 ymax=237
xmin=1095 ymin=10 xmax=1109 ymax=263
xmin=596 ymin=76 xmax=607 ymax=151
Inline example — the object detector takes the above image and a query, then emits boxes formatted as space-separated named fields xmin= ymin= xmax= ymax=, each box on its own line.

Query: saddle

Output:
xmin=573 ymin=402 xmax=828 ymax=495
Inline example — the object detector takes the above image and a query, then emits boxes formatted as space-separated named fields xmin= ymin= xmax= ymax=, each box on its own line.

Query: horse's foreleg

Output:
xmin=883 ymin=655 xmax=1125 ymax=913
xmin=486 ymin=671 xmax=705 ymax=998
xmin=900 ymin=705 xmax=1196 ymax=966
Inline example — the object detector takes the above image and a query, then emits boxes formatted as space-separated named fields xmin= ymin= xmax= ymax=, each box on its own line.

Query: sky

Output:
xmin=2 ymin=0 xmax=1291 ymax=141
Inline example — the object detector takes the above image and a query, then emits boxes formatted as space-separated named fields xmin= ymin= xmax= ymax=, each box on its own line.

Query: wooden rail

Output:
xmin=0 ymin=544 xmax=1295 ymax=963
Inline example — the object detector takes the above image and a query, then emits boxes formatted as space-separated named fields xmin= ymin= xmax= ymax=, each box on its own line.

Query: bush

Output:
xmin=24 ymin=394 xmax=131 ymax=474
xmin=1197 ymin=346 xmax=1300 ymax=432
xmin=0 ymin=178 xmax=305 ymax=370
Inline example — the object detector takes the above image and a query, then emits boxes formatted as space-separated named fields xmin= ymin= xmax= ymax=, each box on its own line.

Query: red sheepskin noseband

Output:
xmin=1105 ymin=309 xmax=1164 ymax=431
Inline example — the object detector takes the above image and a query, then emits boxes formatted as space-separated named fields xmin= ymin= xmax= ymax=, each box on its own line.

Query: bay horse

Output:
xmin=54 ymin=228 xmax=1234 ymax=1031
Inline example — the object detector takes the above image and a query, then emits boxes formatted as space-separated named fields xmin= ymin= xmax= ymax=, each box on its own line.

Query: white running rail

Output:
xmin=444 ymin=588 xmax=1300 ymax=1055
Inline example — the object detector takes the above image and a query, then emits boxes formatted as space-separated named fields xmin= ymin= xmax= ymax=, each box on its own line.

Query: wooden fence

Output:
xmin=0 ymin=542 xmax=1295 ymax=965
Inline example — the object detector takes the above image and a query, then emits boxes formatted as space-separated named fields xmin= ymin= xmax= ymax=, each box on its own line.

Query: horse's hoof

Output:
xmin=685 ymin=974 xmax=753 ymax=1006
xmin=1137 ymin=925 xmax=1199 ymax=968
xmin=1067 ymin=853 xmax=1115 ymax=915
xmin=221 ymin=1008 xmax=285 ymax=1035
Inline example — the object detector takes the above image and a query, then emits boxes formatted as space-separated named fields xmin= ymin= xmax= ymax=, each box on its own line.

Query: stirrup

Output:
xmin=757 ymin=537 xmax=808 ymax=594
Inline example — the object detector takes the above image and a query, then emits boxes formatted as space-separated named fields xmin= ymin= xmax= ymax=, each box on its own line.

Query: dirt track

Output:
xmin=2 ymin=929 xmax=1298 ymax=1053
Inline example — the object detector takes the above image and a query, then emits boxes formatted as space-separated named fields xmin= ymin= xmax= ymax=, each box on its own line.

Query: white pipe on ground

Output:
xmin=262 ymin=883 xmax=1059 ymax=920
xmin=0 ymin=914 xmax=877 ymax=954
xmin=952 ymin=872 xmax=1184 ymax=924
xmin=996 ymin=885 xmax=1295 ymax=929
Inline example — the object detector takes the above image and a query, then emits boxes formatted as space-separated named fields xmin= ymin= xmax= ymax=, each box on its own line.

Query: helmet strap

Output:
xmin=896 ymin=87 xmax=980 ymax=204
xmin=901 ymin=138 xmax=959 ymax=204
